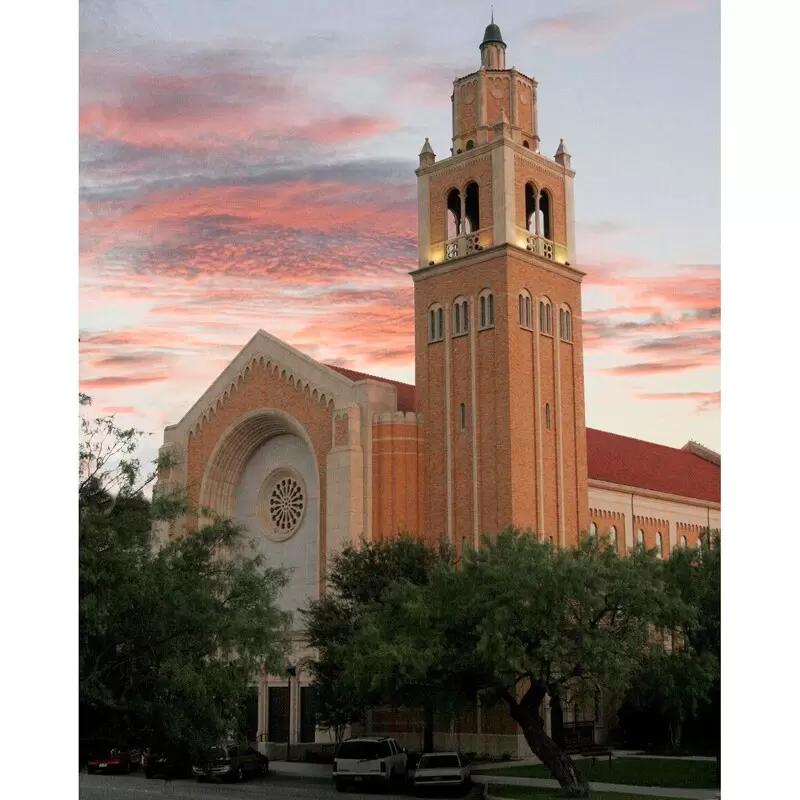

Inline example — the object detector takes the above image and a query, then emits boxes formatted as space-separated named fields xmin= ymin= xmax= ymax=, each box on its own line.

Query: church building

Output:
xmin=154 ymin=19 xmax=720 ymax=757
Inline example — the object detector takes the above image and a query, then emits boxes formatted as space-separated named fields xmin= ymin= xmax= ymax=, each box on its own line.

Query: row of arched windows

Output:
xmin=588 ymin=523 xmax=689 ymax=559
xmin=430 ymin=292 xmax=574 ymax=344
xmin=428 ymin=291 xmax=496 ymax=343
xmin=518 ymin=293 xmax=573 ymax=342
xmin=444 ymin=181 xmax=554 ymax=244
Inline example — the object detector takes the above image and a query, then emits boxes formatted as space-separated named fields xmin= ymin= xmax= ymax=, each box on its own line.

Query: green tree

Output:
xmin=302 ymin=534 xmax=455 ymax=751
xmin=79 ymin=396 xmax=291 ymax=757
xmin=337 ymin=530 xmax=693 ymax=798
xmin=625 ymin=533 xmax=720 ymax=754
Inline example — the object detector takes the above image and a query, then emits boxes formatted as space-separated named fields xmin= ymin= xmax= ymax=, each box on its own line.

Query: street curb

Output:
xmin=475 ymin=774 xmax=718 ymax=800
xmin=269 ymin=770 xmax=332 ymax=785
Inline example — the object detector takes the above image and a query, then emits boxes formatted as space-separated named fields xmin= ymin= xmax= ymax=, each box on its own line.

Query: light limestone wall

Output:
xmin=326 ymin=405 xmax=365 ymax=560
xmin=491 ymin=140 xmax=516 ymax=245
xmin=234 ymin=433 xmax=319 ymax=620
xmin=588 ymin=483 xmax=720 ymax=552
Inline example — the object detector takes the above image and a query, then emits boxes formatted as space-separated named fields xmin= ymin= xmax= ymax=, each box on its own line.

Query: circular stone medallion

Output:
xmin=257 ymin=468 xmax=307 ymax=542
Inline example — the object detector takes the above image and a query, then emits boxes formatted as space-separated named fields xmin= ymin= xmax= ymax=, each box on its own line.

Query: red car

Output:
xmin=86 ymin=743 xmax=142 ymax=774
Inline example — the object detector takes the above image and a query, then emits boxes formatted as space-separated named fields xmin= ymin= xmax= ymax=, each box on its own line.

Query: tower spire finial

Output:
xmin=491 ymin=6 xmax=494 ymax=24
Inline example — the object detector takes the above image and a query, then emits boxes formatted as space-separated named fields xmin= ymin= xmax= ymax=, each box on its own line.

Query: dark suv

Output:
xmin=142 ymin=746 xmax=193 ymax=779
xmin=193 ymin=743 xmax=269 ymax=782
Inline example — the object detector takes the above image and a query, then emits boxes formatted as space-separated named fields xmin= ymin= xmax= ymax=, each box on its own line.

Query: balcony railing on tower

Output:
xmin=443 ymin=229 xmax=491 ymax=261
xmin=518 ymin=229 xmax=568 ymax=264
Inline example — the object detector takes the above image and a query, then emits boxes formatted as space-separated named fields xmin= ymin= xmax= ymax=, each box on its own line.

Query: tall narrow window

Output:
xmin=539 ymin=299 xmax=552 ymax=335
xmin=479 ymin=290 xmax=495 ymax=329
xmin=519 ymin=292 xmax=532 ymax=328
xmin=637 ymin=529 xmax=645 ymax=549
xmin=446 ymin=188 xmax=461 ymax=239
xmin=655 ymin=532 xmax=663 ymax=559
xmin=461 ymin=300 xmax=469 ymax=333
xmin=539 ymin=189 xmax=552 ymax=240
xmin=428 ymin=306 xmax=443 ymax=343
xmin=609 ymin=526 xmax=618 ymax=551
xmin=680 ymin=535 xmax=688 ymax=548
xmin=525 ymin=182 xmax=537 ymax=231
xmin=560 ymin=306 xmax=573 ymax=342
xmin=589 ymin=522 xmax=597 ymax=539
xmin=464 ymin=182 xmax=480 ymax=233
xmin=460 ymin=403 xmax=466 ymax=430
xmin=545 ymin=403 xmax=551 ymax=430
xmin=454 ymin=302 xmax=461 ymax=335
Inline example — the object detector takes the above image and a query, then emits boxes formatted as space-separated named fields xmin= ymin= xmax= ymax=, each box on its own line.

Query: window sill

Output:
xmin=540 ymin=331 xmax=553 ymax=338
xmin=478 ymin=325 xmax=495 ymax=331
xmin=560 ymin=337 xmax=573 ymax=344
xmin=452 ymin=331 xmax=469 ymax=339
xmin=519 ymin=324 xmax=533 ymax=331
xmin=428 ymin=338 xmax=444 ymax=344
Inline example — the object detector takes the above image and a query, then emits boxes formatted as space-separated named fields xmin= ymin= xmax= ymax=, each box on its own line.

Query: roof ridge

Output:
xmin=586 ymin=426 xmax=692 ymax=455
xmin=324 ymin=364 xmax=415 ymax=388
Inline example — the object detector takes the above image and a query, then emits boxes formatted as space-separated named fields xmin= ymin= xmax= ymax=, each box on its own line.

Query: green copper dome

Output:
xmin=481 ymin=21 xmax=506 ymax=48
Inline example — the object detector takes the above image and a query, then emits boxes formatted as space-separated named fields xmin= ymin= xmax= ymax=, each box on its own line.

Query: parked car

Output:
xmin=413 ymin=751 xmax=471 ymax=796
xmin=86 ymin=742 xmax=142 ymax=774
xmin=193 ymin=743 xmax=269 ymax=782
xmin=142 ymin=746 xmax=193 ymax=779
xmin=333 ymin=736 xmax=408 ymax=792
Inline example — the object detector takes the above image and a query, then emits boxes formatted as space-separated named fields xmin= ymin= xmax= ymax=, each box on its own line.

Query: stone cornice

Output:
xmin=453 ymin=67 xmax=538 ymax=87
xmin=409 ymin=243 xmax=586 ymax=284
xmin=514 ymin=148 xmax=575 ymax=180
xmin=416 ymin=136 xmax=574 ymax=181
xmin=589 ymin=478 xmax=721 ymax=510
xmin=416 ymin=142 xmax=495 ymax=178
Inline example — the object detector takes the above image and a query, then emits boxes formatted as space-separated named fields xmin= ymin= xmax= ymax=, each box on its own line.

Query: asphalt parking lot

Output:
xmin=78 ymin=769 xmax=481 ymax=800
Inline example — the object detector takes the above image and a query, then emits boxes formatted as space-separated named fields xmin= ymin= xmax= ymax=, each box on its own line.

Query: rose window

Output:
xmin=257 ymin=469 xmax=307 ymax=541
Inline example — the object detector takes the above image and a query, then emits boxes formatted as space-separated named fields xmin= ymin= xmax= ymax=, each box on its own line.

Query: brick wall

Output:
xmin=184 ymin=359 xmax=333 ymax=590
xmin=371 ymin=413 xmax=426 ymax=540
xmin=428 ymin=155 xmax=494 ymax=246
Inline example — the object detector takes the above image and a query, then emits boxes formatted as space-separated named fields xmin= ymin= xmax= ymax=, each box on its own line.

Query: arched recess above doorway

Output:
xmin=198 ymin=407 xmax=320 ymax=526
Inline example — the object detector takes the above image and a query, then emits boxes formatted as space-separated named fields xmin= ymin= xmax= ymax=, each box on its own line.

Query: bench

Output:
xmin=566 ymin=743 xmax=614 ymax=768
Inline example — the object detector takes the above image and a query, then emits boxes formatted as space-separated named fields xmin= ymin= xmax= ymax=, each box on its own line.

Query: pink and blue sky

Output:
xmin=79 ymin=0 xmax=720 ymax=464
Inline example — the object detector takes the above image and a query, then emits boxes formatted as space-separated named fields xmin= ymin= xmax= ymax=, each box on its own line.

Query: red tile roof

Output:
xmin=325 ymin=365 xmax=417 ymax=413
xmin=326 ymin=367 xmax=720 ymax=504
xmin=586 ymin=428 xmax=720 ymax=503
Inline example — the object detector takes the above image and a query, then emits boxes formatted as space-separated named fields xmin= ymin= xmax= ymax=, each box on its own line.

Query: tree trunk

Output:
xmin=507 ymin=697 xmax=588 ymax=798
xmin=551 ymin=692 xmax=565 ymax=749
xmin=667 ymin=717 xmax=682 ymax=751
xmin=423 ymin=702 xmax=434 ymax=753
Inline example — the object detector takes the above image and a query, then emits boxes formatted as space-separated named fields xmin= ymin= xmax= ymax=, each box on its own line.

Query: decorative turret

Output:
xmin=480 ymin=12 xmax=506 ymax=69
xmin=554 ymin=138 xmax=571 ymax=169
xmin=419 ymin=137 xmax=436 ymax=168
xmin=493 ymin=108 xmax=511 ymax=139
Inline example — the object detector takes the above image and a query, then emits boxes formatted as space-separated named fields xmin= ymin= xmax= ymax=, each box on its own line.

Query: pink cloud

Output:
xmin=80 ymin=374 xmax=169 ymax=390
xmin=636 ymin=390 xmax=720 ymax=412
xmin=528 ymin=0 xmax=708 ymax=50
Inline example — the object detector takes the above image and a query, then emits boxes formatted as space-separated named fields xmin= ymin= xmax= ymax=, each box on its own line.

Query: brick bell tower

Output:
xmin=412 ymin=17 xmax=589 ymax=552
